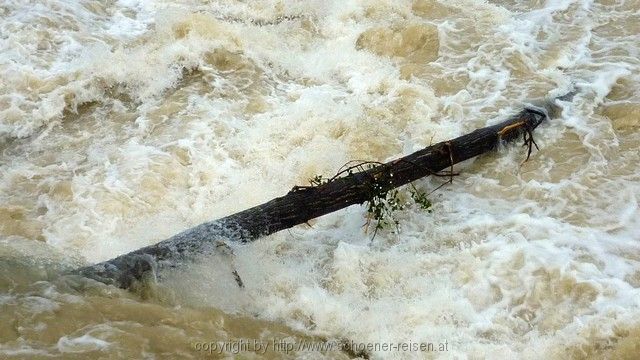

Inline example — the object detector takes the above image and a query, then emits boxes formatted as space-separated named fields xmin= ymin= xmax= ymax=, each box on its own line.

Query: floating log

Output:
xmin=74 ymin=100 xmax=558 ymax=289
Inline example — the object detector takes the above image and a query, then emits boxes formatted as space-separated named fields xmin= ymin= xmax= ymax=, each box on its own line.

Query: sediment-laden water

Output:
xmin=1 ymin=0 xmax=639 ymax=358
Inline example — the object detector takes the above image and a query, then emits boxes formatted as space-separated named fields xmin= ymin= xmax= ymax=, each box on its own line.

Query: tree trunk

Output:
xmin=74 ymin=102 xmax=554 ymax=289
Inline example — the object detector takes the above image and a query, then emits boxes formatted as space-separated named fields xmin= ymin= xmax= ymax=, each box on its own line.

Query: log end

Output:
xmin=75 ymin=254 xmax=157 ymax=289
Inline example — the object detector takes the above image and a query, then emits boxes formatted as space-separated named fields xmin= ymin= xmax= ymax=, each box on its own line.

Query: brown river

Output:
xmin=1 ymin=0 xmax=639 ymax=358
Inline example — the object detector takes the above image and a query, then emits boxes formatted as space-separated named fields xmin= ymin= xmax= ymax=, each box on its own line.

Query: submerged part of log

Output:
xmin=74 ymin=101 xmax=557 ymax=289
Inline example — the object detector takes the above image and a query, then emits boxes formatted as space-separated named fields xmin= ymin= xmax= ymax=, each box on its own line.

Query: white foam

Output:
xmin=57 ymin=330 xmax=111 ymax=353
xmin=2 ymin=0 xmax=640 ymax=358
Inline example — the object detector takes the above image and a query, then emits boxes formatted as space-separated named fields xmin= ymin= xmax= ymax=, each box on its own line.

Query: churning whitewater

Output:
xmin=1 ymin=0 xmax=639 ymax=358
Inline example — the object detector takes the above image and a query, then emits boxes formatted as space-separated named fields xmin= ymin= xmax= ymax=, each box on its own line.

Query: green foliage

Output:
xmin=308 ymin=164 xmax=434 ymax=237
xmin=365 ymin=185 xmax=432 ymax=234
xmin=410 ymin=188 xmax=433 ymax=211
xmin=366 ymin=188 xmax=403 ymax=232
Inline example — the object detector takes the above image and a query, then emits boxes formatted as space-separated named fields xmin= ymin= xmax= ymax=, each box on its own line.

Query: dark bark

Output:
xmin=74 ymin=102 xmax=554 ymax=289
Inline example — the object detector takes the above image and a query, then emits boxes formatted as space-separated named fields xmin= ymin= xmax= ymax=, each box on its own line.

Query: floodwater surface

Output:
xmin=1 ymin=0 xmax=639 ymax=358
